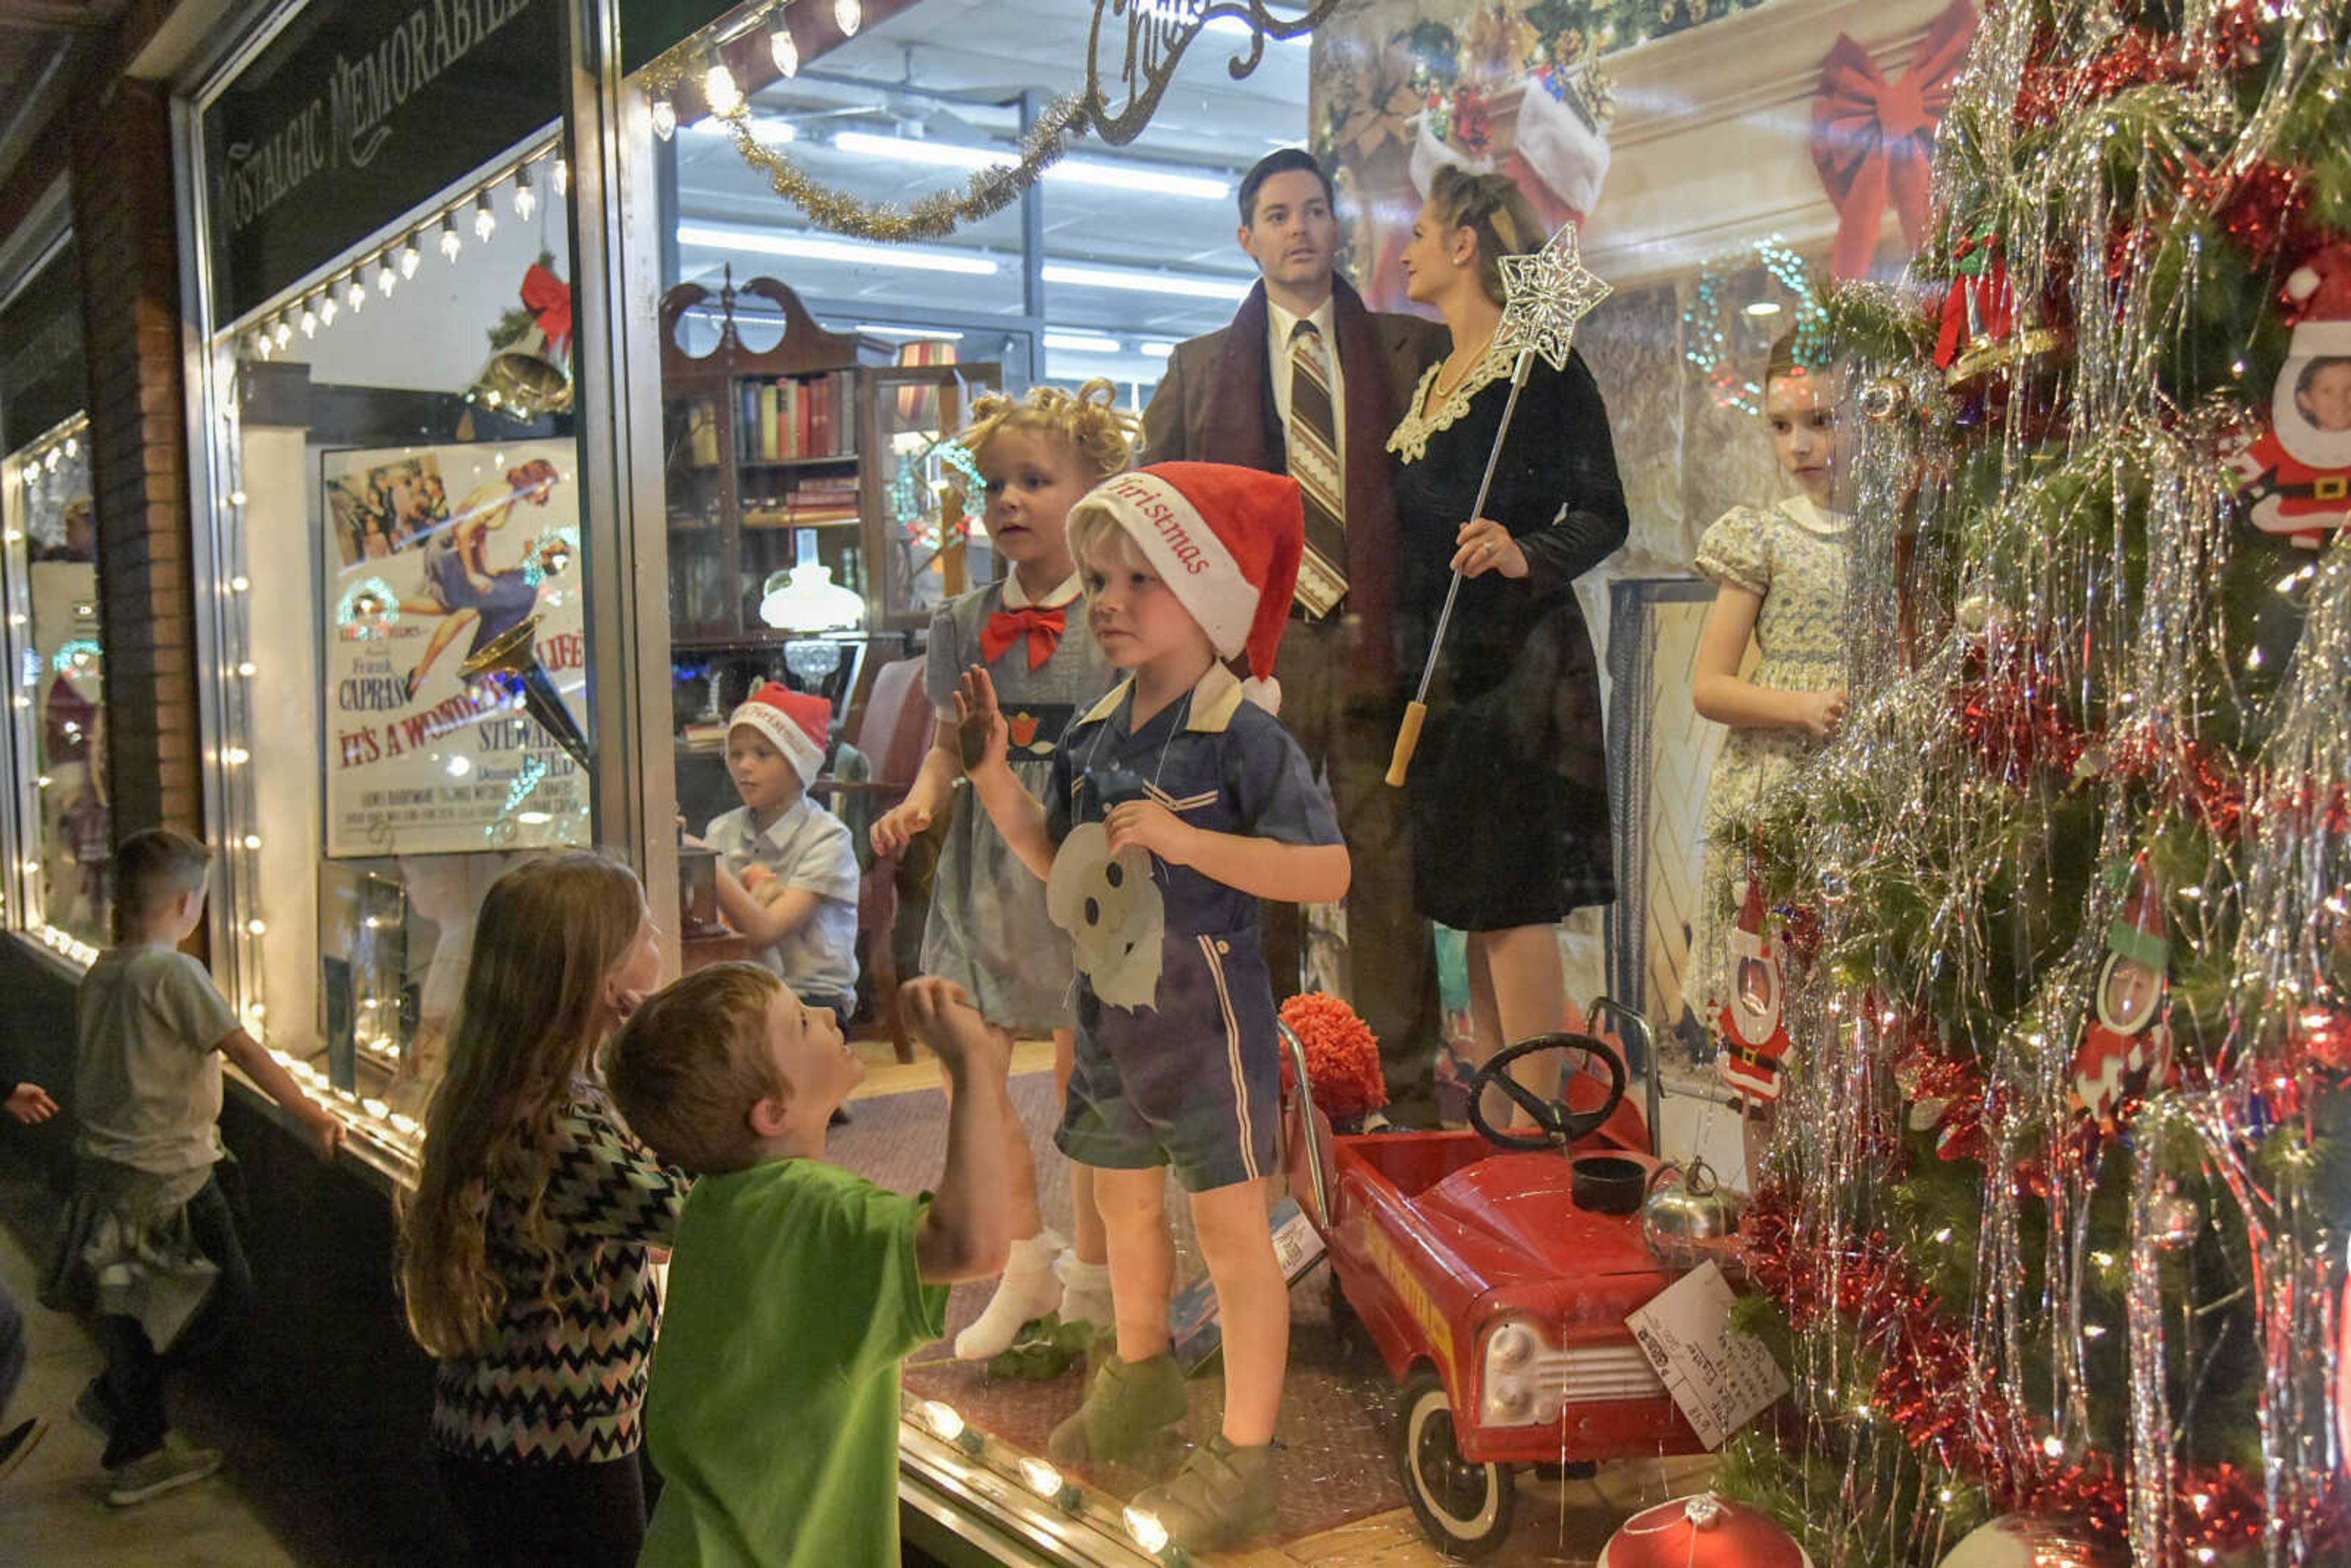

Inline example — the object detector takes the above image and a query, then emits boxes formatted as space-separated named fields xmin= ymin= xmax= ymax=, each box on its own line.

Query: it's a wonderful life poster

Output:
xmin=321 ymin=439 xmax=589 ymax=857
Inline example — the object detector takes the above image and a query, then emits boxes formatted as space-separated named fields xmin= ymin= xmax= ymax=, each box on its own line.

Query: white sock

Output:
xmin=954 ymin=1229 xmax=1068 ymax=1360
xmin=1056 ymin=1248 xmax=1115 ymax=1329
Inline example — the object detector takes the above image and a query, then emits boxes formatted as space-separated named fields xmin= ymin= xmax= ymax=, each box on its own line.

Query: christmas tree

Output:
xmin=1715 ymin=1 xmax=2351 ymax=1562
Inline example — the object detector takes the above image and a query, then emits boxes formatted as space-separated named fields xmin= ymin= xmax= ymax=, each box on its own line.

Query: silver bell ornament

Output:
xmin=1643 ymin=1158 xmax=1744 ymax=1271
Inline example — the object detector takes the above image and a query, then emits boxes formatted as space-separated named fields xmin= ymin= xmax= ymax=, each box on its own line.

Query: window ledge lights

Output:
xmin=225 ymin=1045 xmax=422 ymax=1195
xmin=31 ymin=925 xmax=100 ymax=970
xmin=898 ymin=1395 xmax=1160 ymax=1567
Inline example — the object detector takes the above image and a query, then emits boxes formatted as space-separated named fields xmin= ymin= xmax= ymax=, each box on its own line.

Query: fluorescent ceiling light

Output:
xmin=678 ymin=222 xmax=997 ymax=276
xmin=831 ymin=130 xmax=1229 ymax=201
xmin=1042 ymin=262 xmax=1251 ymax=301
xmin=687 ymin=113 xmax=797 ymax=145
xmin=853 ymin=323 xmax=966 ymax=340
xmin=1044 ymin=332 xmax=1125 ymax=354
xmin=1139 ymin=341 xmax=1176 ymax=359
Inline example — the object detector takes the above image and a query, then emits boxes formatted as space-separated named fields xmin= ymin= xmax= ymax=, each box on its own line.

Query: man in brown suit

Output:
xmin=1142 ymin=149 xmax=1449 ymax=1118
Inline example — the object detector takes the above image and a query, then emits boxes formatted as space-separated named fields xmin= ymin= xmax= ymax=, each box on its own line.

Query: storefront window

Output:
xmin=182 ymin=0 xmax=587 ymax=1153
xmin=0 ymin=225 xmax=100 ymax=963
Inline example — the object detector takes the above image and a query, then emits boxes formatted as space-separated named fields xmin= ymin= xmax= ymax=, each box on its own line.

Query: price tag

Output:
xmin=1625 ymin=1260 xmax=1788 ymax=1449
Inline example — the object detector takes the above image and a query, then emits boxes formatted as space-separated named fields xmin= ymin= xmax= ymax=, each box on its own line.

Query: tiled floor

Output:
xmin=0 ymin=1203 xmax=298 ymax=1568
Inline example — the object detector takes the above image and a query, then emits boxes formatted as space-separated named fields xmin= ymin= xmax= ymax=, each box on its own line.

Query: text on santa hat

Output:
xmin=1104 ymin=474 xmax=1212 ymax=576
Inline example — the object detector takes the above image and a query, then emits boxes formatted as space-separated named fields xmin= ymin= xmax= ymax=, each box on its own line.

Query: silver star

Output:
xmin=1494 ymin=223 xmax=1611 ymax=372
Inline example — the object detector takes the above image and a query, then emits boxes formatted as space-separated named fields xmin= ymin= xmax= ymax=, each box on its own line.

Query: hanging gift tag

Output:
xmin=1625 ymin=1261 xmax=1789 ymax=1450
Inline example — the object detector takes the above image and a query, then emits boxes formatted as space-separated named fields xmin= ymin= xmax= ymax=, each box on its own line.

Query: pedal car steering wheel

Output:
xmin=1464 ymin=1032 xmax=1628 ymax=1152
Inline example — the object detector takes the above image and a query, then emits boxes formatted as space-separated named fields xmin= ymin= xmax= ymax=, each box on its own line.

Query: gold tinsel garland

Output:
xmin=637 ymin=38 xmax=1090 ymax=243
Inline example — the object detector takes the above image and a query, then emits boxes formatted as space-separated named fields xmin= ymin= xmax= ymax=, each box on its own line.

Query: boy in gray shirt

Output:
xmin=41 ymin=828 xmax=342 ymax=1506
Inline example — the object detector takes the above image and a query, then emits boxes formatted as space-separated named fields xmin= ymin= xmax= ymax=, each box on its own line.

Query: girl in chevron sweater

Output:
xmin=397 ymin=852 xmax=685 ymax=1568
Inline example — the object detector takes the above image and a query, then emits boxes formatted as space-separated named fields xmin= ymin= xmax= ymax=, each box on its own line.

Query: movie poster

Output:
xmin=321 ymin=440 xmax=590 ymax=857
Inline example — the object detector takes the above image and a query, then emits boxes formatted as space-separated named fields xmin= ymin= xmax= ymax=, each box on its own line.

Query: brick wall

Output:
xmin=69 ymin=73 xmax=202 ymax=839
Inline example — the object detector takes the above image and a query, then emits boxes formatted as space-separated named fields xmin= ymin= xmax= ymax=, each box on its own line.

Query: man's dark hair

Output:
xmin=1238 ymin=149 xmax=1335 ymax=226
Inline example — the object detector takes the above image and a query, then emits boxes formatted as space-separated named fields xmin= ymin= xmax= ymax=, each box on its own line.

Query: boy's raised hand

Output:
xmin=901 ymin=977 xmax=1011 ymax=1083
xmin=952 ymin=666 xmax=1010 ymax=775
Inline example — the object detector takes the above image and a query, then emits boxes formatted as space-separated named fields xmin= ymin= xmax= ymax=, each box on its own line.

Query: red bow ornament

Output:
xmin=1810 ymin=0 xmax=1979 ymax=280
xmin=980 ymin=606 xmax=1066 ymax=670
xmin=520 ymin=262 xmax=573 ymax=358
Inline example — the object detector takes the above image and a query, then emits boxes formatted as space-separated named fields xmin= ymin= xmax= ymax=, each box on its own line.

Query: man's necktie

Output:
xmin=980 ymin=605 xmax=1067 ymax=670
xmin=1286 ymin=320 xmax=1348 ymax=618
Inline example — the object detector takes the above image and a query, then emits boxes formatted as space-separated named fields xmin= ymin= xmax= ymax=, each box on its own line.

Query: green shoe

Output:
xmin=1125 ymin=1435 xmax=1277 ymax=1552
xmin=1046 ymin=1350 xmax=1186 ymax=1468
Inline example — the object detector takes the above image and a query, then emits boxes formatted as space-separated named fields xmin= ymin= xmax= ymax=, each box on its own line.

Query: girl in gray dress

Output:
xmin=871 ymin=380 xmax=1136 ymax=1357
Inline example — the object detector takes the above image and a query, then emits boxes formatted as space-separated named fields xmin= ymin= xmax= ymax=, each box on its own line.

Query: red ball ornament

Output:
xmin=1597 ymin=1494 xmax=1813 ymax=1568
xmin=1938 ymin=1515 xmax=2124 ymax=1567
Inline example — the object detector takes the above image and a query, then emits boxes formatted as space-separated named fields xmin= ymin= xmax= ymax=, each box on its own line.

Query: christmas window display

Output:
xmin=181 ymin=0 xmax=590 ymax=1161
xmin=1 ymin=414 xmax=107 ymax=960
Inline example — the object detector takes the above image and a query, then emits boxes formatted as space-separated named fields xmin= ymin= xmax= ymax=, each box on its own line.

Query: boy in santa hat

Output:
xmin=697 ymin=683 xmax=861 ymax=1028
xmin=956 ymin=462 xmax=1351 ymax=1551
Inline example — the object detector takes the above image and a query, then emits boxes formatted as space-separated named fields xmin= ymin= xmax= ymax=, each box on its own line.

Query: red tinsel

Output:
xmin=2010 ymin=2 xmax=2268 ymax=132
xmin=1277 ymin=992 xmax=1387 ymax=1124
xmin=1738 ymin=1183 xmax=2347 ymax=1550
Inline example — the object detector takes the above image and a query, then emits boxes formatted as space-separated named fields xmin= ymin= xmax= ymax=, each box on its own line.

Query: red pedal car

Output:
xmin=1280 ymin=1007 xmax=1708 ymax=1559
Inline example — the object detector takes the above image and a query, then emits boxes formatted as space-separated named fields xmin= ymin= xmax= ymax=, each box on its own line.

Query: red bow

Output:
xmin=1810 ymin=0 xmax=1978 ymax=280
xmin=980 ymin=606 xmax=1065 ymax=670
xmin=520 ymin=263 xmax=572 ymax=358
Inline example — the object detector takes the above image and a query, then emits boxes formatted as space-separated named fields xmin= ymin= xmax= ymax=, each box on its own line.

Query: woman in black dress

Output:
xmin=1387 ymin=164 xmax=1627 ymax=1119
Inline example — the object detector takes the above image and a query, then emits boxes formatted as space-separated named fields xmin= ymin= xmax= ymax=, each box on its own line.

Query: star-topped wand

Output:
xmin=1385 ymin=222 xmax=1611 ymax=787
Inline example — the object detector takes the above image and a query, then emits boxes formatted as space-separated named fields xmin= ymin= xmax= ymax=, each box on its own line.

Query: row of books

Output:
xmin=741 ymin=372 xmax=855 ymax=461
xmin=743 ymin=476 xmax=860 ymax=528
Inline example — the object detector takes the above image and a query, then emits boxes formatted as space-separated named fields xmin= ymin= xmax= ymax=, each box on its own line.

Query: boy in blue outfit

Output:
xmin=606 ymin=966 xmax=1017 ymax=1568
xmin=959 ymin=462 xmax=1351 ymax=1551
xmin=697 ymin=683 xmax=860 ymax=1022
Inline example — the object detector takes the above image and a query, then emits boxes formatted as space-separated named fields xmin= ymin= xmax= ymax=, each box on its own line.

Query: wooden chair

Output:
xmin=809 ymin=654 xmax=936 ymax=1062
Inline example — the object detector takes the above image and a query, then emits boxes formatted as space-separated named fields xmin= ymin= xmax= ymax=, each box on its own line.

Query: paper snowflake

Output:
xmin=1494 ymin=223 xmax=1611 ymax=371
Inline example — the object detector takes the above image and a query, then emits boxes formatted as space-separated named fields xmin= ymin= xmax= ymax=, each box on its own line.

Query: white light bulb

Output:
xmin=230 ymin=575 xmax=251 ymax=592
xmin=227 ymin=489 xmax=247 ymax=506
xmin=834 ymin=0 xmax=861 ymax=34
xmin=553 ymin=157 xmax=569 ymax=196
xmin=223 ymin=746 xmax=250 ymax=764
xmin=318 ymin=293 xmax=338 ymax=326
xmin=247 ymin=919 xmax=267 ymax=935
xmin=62 ymin=437 xmax=77 ymax=457
xmin=299 ymin=305 xmax=318 ymax=337
xmin=272 ymin=317 xmax=293 ymax=349
xmin=650 ymin=97 xmax=678 ymax=140
xmin=347 ymin=276 xmax=367 ymax=310
xmin=242 ymin=835 xmax=262 ymax=850
xmin=512 ymin=168 xmax=537 ymax=221
xmin=703 ymin=62 xmax=743 ymax=118
xmin=473 ymin=192 xmax=497 ymax=242
xmin=378 ymin=263 xmax=398 ymax=297
xmin=770 ymin=23 xmax=800 ymax=77
xmin=249 ymin=331 xmax=270 ymax=359
xmin=236 ymin=661 xmax=257 ymax=677
xmin=400 ymin=239 xmax=422 ymax=279
xmin=43 ymin=448 xmax=60 ymax=471
xmin=440 ymin=214 xmax=463 ymax=261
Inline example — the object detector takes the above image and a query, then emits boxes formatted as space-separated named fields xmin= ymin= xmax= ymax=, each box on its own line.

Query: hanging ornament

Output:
xmin=1716 ymin=874 xmax=1795 ymax=1103
xmin=1861 ymin=376 xmax=1907 ymax=422
xmin=2068 ymin=852 xmax=2175 ymax=1135
xmin=2228 ymin=239 xmax=2351 ymax=550
xmin=1936 ymin=1515 xmax=2126 ymax=1567
xmin=1596 ymin=1493 xmax=1813 ymax=1567
xmin=1935 ymin=224 xmax=2059 ymax=388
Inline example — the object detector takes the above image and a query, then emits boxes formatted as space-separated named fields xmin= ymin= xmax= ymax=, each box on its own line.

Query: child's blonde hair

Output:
xmin=1065 ymin=498 xmax=1155 ymax=595
xmin=113 ymin=827 xmax=211 ymax=941
xmin=397 ymin=851 xmax=648 ymax=1359
xmin=958 ymin=377 xmax=1138 ymax=489
xmin=606 ymin=962 xmax=788 ymax=1177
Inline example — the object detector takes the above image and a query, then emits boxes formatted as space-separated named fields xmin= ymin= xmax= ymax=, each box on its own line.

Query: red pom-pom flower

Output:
xmin=1278 ymin=992 xmax=1388 ymax=1125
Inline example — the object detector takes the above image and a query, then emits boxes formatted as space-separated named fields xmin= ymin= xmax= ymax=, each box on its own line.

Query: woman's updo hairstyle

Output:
xmin=1425 ymin=164 xmax=1548 ymax=308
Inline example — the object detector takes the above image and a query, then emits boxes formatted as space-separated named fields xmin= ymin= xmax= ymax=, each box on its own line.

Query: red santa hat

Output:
xmin=727 ymin=682 xmax=829 ymax=787
xmin=1067 ymin=462 xmax=1303 ymax=712
xmin=2284 ymin=241 xmax=2351 ymax=359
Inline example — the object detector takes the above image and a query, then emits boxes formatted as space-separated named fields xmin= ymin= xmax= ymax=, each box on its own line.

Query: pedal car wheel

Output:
xmin=1395 ymin=1368 xmax=1513 ymax=1559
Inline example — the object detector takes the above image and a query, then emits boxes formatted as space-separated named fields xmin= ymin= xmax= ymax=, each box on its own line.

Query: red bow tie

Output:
xmin=980 ymin=605 xmax=1066 ymax=670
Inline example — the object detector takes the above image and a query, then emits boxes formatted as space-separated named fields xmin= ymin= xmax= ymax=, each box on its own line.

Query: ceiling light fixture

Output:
xmin=828 ymin=131 xmax=1229 ymax=200
xmin=1041 ymin=261 xmax=1251 ymax=301
xmin=1044 ymin=331 xmax=1125 ymax=354
xmin=678 ymin=222 xmax=999 ymax=276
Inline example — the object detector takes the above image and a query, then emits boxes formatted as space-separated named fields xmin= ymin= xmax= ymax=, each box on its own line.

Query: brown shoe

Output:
xmin=1046 ymin=1350 xmax=1185 ymax=1468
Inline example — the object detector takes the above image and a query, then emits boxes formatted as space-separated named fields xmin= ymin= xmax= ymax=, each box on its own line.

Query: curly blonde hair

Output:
xmin=957 ymin=377 xmax=1138 ymax=488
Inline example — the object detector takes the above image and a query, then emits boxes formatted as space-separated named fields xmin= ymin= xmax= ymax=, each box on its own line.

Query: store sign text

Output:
xmin=222 ymin=0 xmax=537 ymax=235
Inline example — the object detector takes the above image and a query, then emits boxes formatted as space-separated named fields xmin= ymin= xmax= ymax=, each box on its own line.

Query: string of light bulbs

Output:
xmin=236 ymin=135 xmax=566 ymax=364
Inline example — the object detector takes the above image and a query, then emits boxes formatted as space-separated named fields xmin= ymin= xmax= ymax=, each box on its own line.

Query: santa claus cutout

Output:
xmin=2232 ymin=241 xmax=2351 ymax=549
xmin=2068 ymin=852 xmax=2173 ymax=1135
xmin=1717 ymin=877 xmax=1795 ymax=1103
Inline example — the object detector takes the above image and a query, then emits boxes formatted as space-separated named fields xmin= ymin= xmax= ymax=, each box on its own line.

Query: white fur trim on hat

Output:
xmin=1071 ymin=471 xmax=1255 ymax=658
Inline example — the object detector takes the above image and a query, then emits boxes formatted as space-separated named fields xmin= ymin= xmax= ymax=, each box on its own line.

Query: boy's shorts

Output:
xmin=1057 ymin=931 xmax=1278 ymax=1193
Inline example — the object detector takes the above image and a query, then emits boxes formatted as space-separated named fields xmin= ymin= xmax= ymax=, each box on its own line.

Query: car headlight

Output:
xmin=1480 ymin=1316 xmax=1559 ymax=1427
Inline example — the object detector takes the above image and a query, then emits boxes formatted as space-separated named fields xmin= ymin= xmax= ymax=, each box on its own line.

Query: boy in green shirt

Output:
xmin=607 ymin=966 xmax=1014 ymax=1568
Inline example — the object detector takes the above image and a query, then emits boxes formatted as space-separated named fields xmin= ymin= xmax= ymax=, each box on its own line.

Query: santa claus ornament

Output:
xmin=1597 ymin=1493 xmax=1812 ymax=1568
xmin=2231 ymin=239 xmax=2351 ymax=549
xmin=1717 ymin=876 xmax=1796 ymax=1103
xmin=2068 ymin=852 xmax=2174 ymax=1135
